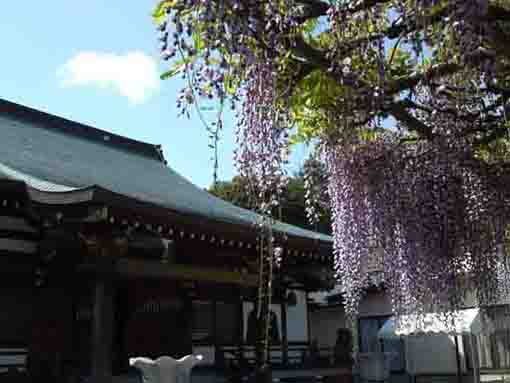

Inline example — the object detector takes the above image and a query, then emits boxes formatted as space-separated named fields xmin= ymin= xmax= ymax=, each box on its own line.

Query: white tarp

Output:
xmin=377 ymin=309 xmax=495 ymax=375
xmin=378 ymin=308 xmax=494 ymax=339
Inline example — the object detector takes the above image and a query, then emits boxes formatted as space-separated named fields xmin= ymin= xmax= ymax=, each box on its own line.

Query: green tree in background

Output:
xmin=209 ymin=170 xmax=331 ymax=235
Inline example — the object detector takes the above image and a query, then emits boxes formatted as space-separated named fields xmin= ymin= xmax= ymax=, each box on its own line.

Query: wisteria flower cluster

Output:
xmin=325 ymin=132 xmax=510 ymax=319
xmin=156 ymin=0 xmax=298 ymax=113
xmin=156 ymin=0 xmax=298 ymax=210
xmin=234 ymin=63 xmax=290 ymax=216
xmin=303 ymin=157 xmax=329 ymax=226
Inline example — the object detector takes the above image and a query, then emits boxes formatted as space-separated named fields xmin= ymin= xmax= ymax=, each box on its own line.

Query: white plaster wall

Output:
xmin=242 ymin=290 xmax=309 ymax=343
xmin=286 ymin=290 xmax=309 ymax=342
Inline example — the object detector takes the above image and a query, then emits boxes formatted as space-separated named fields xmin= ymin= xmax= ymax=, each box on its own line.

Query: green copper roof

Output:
xmin=0 ymin=99 xmax=332 ymax=244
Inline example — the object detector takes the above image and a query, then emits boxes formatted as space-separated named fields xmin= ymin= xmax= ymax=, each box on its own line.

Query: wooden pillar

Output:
xmin=281 ymin=294 xmax=288 ymax=365
xmin=213 ymin=300 xmax=220 ymax=366
xmin=70 ymin=280 xmax=80 ymax=375
xmin=91 ymin=275 xmax=115 ymax=383
xmin=238 ymin=291 xmax=244 ymax=363
xmin=181 ymin=291 xmax=193 ymax=357
xmin=306 ymin=292 xmax=312 ymax=344
xmin=113 ymin=284 xmax=130 ymax=374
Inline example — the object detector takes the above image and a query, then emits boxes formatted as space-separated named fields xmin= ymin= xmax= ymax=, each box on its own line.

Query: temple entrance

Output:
xmin=123 ymin=280 xmax=192 ymax=360
xmin=27 ymin=287 xmax=73 ymax=382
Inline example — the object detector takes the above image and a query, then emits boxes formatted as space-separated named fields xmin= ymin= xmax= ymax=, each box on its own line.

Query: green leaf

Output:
xmin=152 ymin=1 xmax=174 ymax=25
xmin=192 ymin=31 xmax=206 ymax=52
xmin=160 ymin=67 xmax=182 ymax=80
xmin=224 ymin=73 xmax=240 ymax=95
xmin=160 ymin=57 xmax=192 ymax=80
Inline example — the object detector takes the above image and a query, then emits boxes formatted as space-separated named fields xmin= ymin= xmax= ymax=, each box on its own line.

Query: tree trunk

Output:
xmin=253 ymin=226 xmax=273 ymax=383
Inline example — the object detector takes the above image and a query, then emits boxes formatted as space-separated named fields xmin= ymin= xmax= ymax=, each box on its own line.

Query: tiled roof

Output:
xmin=0 ymin=98 xmax=332 ymax=244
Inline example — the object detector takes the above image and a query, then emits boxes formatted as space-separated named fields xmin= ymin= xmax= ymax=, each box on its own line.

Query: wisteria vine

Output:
xmin=155 ymin=0 xmax=510 ymax=321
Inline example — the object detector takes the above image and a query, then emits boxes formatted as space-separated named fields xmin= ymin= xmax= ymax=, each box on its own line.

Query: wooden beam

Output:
xmin=112 ymin=258 xmax=259 ymax=287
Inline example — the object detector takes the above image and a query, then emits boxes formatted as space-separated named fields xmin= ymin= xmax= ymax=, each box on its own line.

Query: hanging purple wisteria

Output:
xmin=325 ymin=132 xmax=510 ymax=319
xmin=155 ymin=0 xmax=510 ymax=319
xmin=234 ymin=62 xmax=290 ymax=216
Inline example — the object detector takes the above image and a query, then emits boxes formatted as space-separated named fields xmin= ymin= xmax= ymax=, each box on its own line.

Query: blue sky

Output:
xmin=0 ymin=1 xmax=311 ymax=188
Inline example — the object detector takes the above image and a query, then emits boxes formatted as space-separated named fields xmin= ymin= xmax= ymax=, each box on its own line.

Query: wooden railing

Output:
xmin=216 ymin=343 xmax=336 ymax=370
xmin=0 ymin=348 xmax=27 ymax=372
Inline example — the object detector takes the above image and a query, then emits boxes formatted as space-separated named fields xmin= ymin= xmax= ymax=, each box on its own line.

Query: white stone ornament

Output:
xmin=129 ymin=357 xmax=160 ymax=383
xmin=130 ymin=354 xmax=203 ymax=383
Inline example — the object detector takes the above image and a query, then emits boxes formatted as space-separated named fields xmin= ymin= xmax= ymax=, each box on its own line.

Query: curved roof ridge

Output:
xmin=0 ymin=161 xmax=79 ymax=192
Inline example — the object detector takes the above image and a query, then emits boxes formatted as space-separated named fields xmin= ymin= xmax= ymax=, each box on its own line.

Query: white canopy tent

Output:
xmin=377 ymin=308 xmax=496 ymax=383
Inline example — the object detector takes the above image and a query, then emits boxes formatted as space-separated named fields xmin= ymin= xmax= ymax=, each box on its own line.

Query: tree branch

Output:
xmin=295 ymin=0 xmax=331 ymax=23
xmin=294 ymin=0 xmax=393 ymax=24
xmin=385 ymin=63 xmax=460 ymax=95
xmin=291 ymin=37 xmax=447 ymax=137
xmin=286 ymin=2 xmax=510 ymax=139
xmin=345 ymin=0 xmax=392 ymax=14
xmin=292 ymin=38 xmax=457 ymax=108
xmin=487 ymin=2 xmax=510 ymax=22
xmin=474 ymin=123 xmax=509 ymax=146
xmin=386 ymin=101 xmax=434 ymax=139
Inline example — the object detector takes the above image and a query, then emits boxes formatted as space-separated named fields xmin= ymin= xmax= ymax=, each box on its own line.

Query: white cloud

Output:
xmin=58 ymin=51 xmax=160 ymax=104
